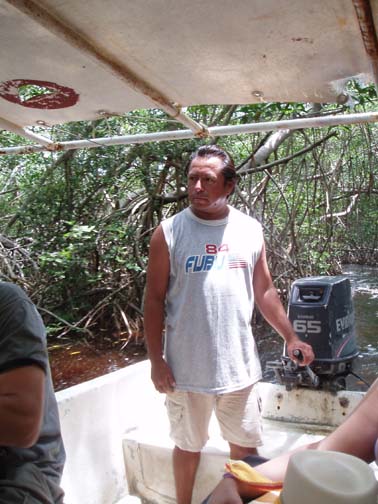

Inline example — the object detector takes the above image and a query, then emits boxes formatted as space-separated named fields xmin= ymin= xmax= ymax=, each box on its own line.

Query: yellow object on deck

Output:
xmin=225 ymin=459 xmax=283 ymax=492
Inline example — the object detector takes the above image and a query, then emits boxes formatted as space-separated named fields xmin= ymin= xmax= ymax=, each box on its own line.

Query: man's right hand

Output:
xmin=151 ymin=358 xmax=176 ymax=393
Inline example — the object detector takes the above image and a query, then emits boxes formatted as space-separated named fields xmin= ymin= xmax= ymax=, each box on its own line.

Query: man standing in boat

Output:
xmin=144 ymin=145 xmax=314 ymax=504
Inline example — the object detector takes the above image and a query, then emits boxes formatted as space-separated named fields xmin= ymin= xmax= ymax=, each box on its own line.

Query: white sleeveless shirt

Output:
xmin=161 ymin=206 xmax=263 ymax=394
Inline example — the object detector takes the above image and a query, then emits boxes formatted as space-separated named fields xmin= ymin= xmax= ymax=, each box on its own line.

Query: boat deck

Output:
xmin=122 ymin=381 xmax=364 ymax=503
xmin=124 ymin=416 xmax=330 ymax=504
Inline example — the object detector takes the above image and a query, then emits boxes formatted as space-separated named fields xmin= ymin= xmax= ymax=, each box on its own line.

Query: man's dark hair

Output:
xmin=186 ymin=145 xmax=238 ymax=185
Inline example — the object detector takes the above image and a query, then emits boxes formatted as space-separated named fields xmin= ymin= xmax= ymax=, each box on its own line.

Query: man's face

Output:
xmin=187 ymin=155 xmax=235 ymax=219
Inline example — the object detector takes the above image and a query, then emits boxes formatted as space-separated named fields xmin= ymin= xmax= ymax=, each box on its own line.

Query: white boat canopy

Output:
xmin=1 ymin=0 xmax=378 ymax=154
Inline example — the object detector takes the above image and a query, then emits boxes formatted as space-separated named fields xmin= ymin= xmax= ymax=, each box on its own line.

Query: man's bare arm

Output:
xmin=253 ymin=242 xmax=314 ymax=365
xmin=0 ymin=365 xmax=44 ymax=447
xmin=144 ymin=225 xmax=175 ymax=392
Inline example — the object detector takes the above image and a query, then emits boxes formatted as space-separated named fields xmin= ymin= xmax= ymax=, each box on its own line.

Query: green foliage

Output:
xmin=0 ymin=97 xmax=377 ymax=340
xmin=17 ymin=84 xmax=55 ymax=102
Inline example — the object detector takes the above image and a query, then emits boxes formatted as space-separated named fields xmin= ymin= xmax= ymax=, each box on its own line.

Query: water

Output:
xmin=50 ymin=342 xmax=147 ymax=391
xmin=342 ymin=264 xmax=378 ymax=389
xmin=258 ymin=265 xmax=378 ymax=391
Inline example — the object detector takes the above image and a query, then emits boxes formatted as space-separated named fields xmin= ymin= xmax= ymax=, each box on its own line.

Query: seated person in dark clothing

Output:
xmin=0 ymin=282 xmax=65 ymax=503
xmin=205 ymin=378 xmax=378 ymax=504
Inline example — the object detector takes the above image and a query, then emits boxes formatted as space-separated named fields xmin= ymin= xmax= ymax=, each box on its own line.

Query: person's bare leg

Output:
xmin=251 ymin=379 xmax=378 ymax=482
xmin=316 ymin=379 xmax=378 ymax=461
xmin=209 ymin=381 xmax=378 ymax=504
xmin=229 ymin=442 xmax=258 ymax=460
xmin=173 ymin=446 xmax=201 ymax=504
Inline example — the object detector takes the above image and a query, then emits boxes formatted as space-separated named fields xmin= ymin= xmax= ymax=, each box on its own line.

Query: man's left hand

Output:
xmin=287 ymin=341 xmax=315 ymax=366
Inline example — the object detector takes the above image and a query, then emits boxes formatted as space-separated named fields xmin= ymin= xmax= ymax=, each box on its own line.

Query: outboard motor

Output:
xmin=267 ymin=276 xmax=359 ymax=391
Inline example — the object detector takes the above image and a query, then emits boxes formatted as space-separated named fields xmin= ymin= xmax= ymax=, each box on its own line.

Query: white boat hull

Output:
xmin=56 ymin=361 xmax=373 ymax=504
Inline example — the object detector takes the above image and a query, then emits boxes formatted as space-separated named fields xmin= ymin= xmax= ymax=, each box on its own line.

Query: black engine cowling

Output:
xmin=268 ymin=276 xmax=359 ymax=391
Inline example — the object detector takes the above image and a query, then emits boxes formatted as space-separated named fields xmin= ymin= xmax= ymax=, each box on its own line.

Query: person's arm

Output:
xmin=0 ymin=364 xmax=44 ymax=447
xmin=251 ymin=385 xmax=378 ymax=480
xmin=316 ymin=376 xmax=378 ymax=462
xmin=144 ymin=225 xmax=176 ymax=393
xmin=208 ymin=378 xmax=378 ymax=503
xmin=225 ymin=379 xmax=378 ymax=486
xmin=253 ymin=241 xmax=314 ymax=366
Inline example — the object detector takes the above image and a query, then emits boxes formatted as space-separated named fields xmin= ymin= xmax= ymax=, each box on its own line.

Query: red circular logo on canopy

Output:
xmin=0 ymin=79 xmax=79 ymax=109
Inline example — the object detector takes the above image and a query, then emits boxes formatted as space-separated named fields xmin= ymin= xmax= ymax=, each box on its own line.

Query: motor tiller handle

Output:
xmin=292 ymin=349 xmax=304 ymax=362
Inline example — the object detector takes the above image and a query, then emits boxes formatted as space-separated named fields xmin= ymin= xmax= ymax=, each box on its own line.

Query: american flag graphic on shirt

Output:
xmin=228 ymin=253 xmax=248 ymax=269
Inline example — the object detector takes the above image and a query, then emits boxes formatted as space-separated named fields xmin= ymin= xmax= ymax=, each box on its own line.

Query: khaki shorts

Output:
xmin=165 ymin=384 xmax=263 ymax=452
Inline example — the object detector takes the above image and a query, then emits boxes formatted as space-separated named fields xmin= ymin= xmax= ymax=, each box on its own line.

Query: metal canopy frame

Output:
xmin=1 ymin=0 xmax=378 ymax=155
xmin=2 ymin=111 xmax=378 ymax=156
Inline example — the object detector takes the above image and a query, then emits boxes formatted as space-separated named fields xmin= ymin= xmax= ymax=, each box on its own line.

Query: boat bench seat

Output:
xmin=121 ymin=397 xmax=331 ymax=504
xmin=122 ymin=382 xmax=367 ymax=504
xmin=122 ymin=403 xmax=230 ymax=504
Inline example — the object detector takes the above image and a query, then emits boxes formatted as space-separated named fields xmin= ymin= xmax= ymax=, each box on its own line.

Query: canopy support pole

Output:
xmin=0 ymin=116 xmax=53 ymax=145
xmin=2 ymin=111 xmax=378 ymax=156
